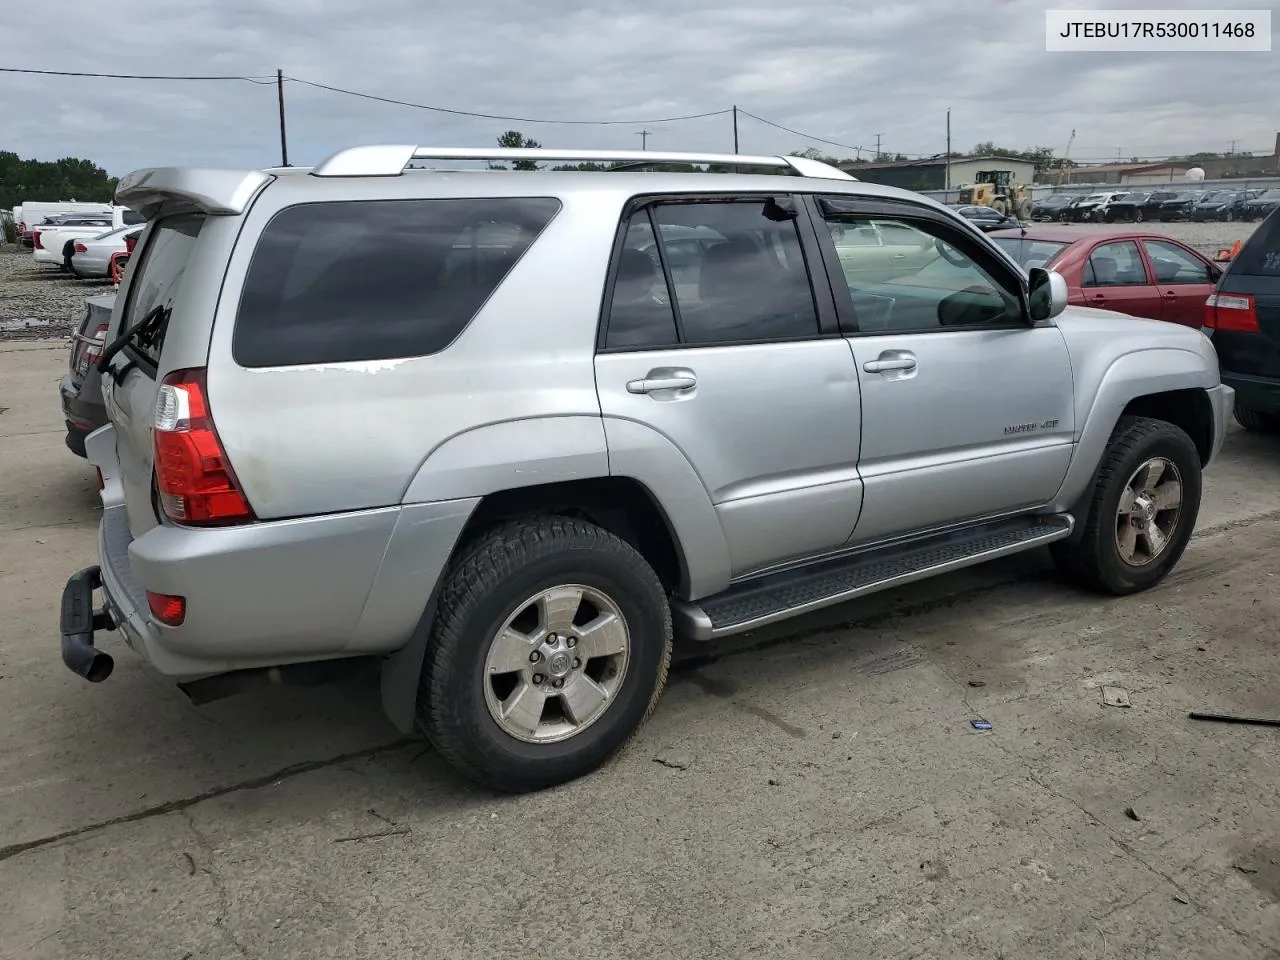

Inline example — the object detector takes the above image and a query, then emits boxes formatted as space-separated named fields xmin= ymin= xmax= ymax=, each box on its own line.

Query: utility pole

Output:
xmin=732 ymin=106 xmax=739 ymax=154
xmin=638 ymin=130 xmax=650 ymax=151
xmin=945 ymin=109 xmax=951 ymax=192
xmin=875 ymin=133 xmax=882 ymax=160
xmin=276 ymin=69 xmax=289 ymax=167
xmin=1229 ymin=139 xmax=1238 ymax=155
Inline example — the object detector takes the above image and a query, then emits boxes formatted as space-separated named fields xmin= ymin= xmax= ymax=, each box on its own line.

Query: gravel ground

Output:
xmin=0 ymin=217 xmax=1261 ymax=341
xmin=0 ymin=245 xmax=114 ymax=341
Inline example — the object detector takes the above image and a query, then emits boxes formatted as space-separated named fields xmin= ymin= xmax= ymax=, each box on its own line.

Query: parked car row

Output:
xmin=1033 ymin=188 xmax=1277 ymax=224
xmin=20 ymin=210 xmax=144 ymax=277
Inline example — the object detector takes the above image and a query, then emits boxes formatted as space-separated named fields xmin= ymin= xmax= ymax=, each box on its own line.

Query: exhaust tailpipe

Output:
xmin=59 ymin=565 xmax=116 ymax=682
xmin=61 ymin=633 xmax=114 ymax=682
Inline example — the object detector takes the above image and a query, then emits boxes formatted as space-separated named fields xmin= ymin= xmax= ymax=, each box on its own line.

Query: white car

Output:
xmin=33 ymin=207 xmax=144 ymax=269
xmin=69 ymin=224 xmax=144 ymax=279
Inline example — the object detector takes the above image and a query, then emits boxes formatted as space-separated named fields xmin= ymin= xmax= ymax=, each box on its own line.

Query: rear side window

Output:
xmin=120 ymin=213 xmax=206 ymax=367
xmin=1231 ymin=209 xmax=1280 ymax=277
xmin=233 ymin=197 xmax=561 ymax=367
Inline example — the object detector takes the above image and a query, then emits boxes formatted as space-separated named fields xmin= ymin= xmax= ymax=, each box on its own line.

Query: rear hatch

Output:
xmin=1206 ymin=208 xmax=1280 ymax=378
xmin=98 ymin=213 xmax=213 ymax=538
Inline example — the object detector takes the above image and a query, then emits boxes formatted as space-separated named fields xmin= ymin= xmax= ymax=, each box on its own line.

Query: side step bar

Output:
xmin=672 ymin=514 xmax=1073 ymax=642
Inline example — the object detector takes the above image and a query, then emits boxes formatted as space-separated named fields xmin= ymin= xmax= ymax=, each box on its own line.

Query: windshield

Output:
xmin=991 ymin=237 xmax=1070 ymax=270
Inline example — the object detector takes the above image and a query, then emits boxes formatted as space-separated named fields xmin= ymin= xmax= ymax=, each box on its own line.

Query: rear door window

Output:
xmin=233 ymin=197 xmax=561 ymax=367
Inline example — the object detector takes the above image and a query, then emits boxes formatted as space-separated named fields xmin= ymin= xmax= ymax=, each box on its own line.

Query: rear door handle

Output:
xmin=627 ymin=375 xmax=696 ymax=394
xmin=863 ymin=357 xmax=916 ymax=373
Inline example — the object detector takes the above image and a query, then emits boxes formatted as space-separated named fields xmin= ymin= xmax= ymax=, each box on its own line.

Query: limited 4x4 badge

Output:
xmin=1004 ymin=419 xmax=1060 ymax=435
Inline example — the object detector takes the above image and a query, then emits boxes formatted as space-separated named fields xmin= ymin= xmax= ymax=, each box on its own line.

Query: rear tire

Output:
xmin=420 ymin=516 xmax=672 ymax=793
xmin=1234 ymin=405 xmax=1280 ymax=433
xmin=1051 ymin=416 xmax=1201 ymax=596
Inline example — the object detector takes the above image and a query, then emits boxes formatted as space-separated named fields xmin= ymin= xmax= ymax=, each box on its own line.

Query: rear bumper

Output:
xmin=71 ymin=254 xmax=112 ymax=277
xmin=62 ymin=495 xmax=478 ymax=683
xmin=59 ymin=373 xmax=105 ymax=458
xmin=1222 ymin=371 xmax=1280 ymax=416
xmin=32 ymin=247 xmax=63 ymax=265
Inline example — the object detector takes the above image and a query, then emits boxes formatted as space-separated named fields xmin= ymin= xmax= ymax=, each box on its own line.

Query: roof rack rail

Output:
xmin=310 ymin=145 xmax=856 ymax=181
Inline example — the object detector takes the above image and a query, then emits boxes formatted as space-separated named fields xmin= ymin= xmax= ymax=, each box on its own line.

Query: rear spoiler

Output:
xmin=114 ymin=167 xmax=274 ymax=220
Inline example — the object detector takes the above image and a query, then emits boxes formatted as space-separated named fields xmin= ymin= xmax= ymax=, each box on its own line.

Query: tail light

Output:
xmin=73 ymin=321 xmax=109 ymax=378
xmin=147 ymin=591 xmax=186 ymax=626
xmin=124 ymin=234 xmax=138 ymax=254
xmin=74 ymin=242 xmax=87 ymax=253
xmin=153 ymin=368 xmax=255 ymax=526
xmin=33 ymin=231 xmax=43 ymax=250
xmin=1204 ymin=293 xmax=1259 ymax=333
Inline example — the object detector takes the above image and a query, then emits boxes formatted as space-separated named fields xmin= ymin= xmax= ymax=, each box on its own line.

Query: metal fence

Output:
xmin=918 ymin=177 xmax=1280 ymax=206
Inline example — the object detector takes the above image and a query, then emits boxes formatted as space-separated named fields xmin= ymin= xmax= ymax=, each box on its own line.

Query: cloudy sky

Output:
xmin=5 ymin=0 xmax=1276 ymax=176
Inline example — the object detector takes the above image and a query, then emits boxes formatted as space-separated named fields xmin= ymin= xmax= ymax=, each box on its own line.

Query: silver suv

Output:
xmin=60 ymin=145 xmax=1234 ymax=792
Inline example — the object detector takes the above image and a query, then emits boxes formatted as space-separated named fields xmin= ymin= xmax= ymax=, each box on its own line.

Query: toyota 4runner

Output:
xmin=59 ymin=145 xmax=1234 ymax=792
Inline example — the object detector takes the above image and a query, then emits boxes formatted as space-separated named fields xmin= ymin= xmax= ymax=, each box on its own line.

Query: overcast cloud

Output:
xmin=5 ymin=0 xmax=1277 ymax=176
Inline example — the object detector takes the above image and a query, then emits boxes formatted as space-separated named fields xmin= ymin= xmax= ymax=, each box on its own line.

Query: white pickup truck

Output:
xmin=33 ymin=207 xmax=145 ymax=270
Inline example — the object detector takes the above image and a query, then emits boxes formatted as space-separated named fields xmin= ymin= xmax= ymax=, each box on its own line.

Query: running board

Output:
xmin=672 ymin=514 xmax=1073 ymax=641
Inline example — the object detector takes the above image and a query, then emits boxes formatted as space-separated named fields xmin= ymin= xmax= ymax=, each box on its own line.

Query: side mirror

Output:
xmin=1028 ymin=267 xmax=1068 ymax=322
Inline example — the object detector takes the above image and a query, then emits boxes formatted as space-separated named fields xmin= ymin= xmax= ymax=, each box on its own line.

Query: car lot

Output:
xmin=3 ymin=212 xmax=1280 ymax=958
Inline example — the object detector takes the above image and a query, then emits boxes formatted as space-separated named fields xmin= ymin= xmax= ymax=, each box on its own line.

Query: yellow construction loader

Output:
xmin=956 ymin=170 xmax=1033 ymax=220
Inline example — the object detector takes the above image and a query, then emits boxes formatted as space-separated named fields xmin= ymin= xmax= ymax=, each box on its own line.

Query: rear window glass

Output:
xmin=233 ymin=197 xmax=562 ymax=367
xmin=120 ymin=213 xmax=205 ymax=367
xmin=1232 ymin=209 xmax=1280 ymax=277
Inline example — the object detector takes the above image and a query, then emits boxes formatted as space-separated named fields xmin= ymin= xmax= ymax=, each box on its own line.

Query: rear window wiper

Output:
xmin=97 ymin=303 xmax=171 ymax=378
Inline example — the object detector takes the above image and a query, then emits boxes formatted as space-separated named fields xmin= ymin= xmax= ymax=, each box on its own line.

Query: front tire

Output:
xmin=1234 ymin=405 xmax=1280 ymax=432
xmin=420 ymin=516 xmax=672 ymax=792
xmin=1052 ymin=416 xmax=1201 ymax=595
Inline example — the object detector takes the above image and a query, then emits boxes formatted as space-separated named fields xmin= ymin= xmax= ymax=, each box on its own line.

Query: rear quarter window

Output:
xmin=1231 ymin=209 xmax=1280 ymax=277
xmin=232 ymin=197 xmax=562 ymax=367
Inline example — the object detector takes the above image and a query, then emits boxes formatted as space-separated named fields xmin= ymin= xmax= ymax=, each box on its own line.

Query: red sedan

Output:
xmin=986 ymin=226 xmax=1222 ymax=328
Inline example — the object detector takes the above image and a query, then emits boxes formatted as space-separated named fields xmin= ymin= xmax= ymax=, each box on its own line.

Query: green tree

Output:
xmin=0 ymin=151 xmax=118 ymax=211
xmin=490 ymin=130 xmax=542 ymax=170
xmin=969 ymin=142 xmax=1061 ymax=171
xmin=790 ymin=146 xmax=847 ymax=165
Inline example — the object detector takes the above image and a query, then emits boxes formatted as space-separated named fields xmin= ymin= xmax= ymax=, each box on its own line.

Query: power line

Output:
xmin=735 ymin=109 xmax=883 ymax=156
xmin=0 ymin=66 xmax=274 ymax=83
xmin=284 ymin=76 xmax=732 ymax=126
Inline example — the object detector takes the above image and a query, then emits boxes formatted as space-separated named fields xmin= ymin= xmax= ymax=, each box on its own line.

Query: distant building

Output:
xmin=1052 ymin=161 xmax=1195 ymax=185
xmin=839 ymin=155 xmax=1038 ymax=191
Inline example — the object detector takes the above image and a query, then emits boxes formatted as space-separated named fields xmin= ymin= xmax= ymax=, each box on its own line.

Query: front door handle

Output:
xmin=863 ymin=356 xmax=916 ymax=373
xmin=627 ymin=374 xmax=696 ymax=394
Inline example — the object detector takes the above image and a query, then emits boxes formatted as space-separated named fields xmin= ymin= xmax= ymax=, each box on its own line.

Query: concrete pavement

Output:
xmin=2 ymin=339 xmax=1279 ymax=959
